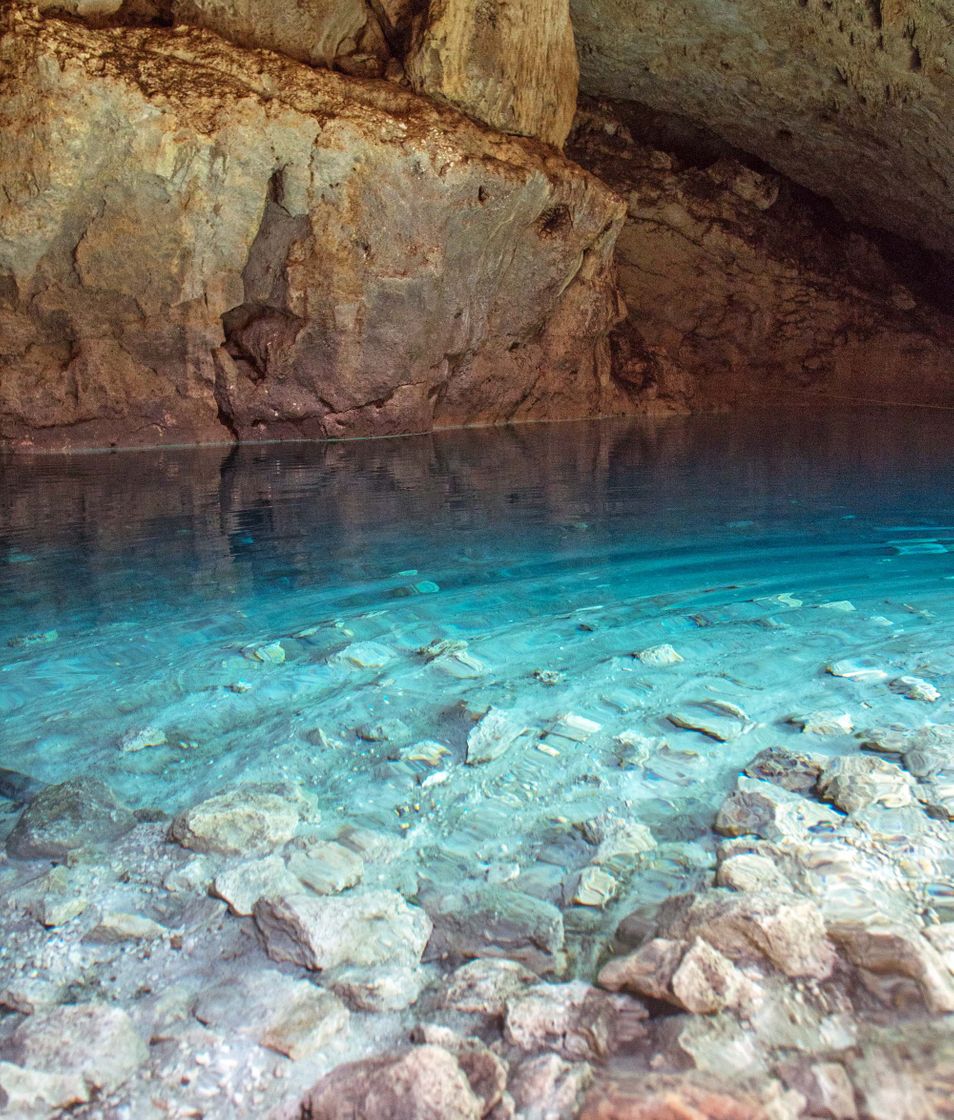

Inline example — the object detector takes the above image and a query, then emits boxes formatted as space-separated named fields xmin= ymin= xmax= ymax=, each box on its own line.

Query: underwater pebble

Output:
xmin=825 ymin=660 xmax=889 ymax=683
xmin=466 ymin=708 xmax=526 ymax=765
xmin=332 ymin=641 xmax=394 ymax=669
xmin=794 ymin=711 xmax=854 ymax=736
xmin=818 ymin=600 xmax=856 ymax=612
xmin=634 ymin=643 xmax=684 ymax=666
xmin=546 ymin=713 xmax=602 ymax=743
xmin=890 ymin=676 xmax=940 ymax=702
xmin=118 ymin=726 xmax=167 ymax=753
xmin=244 ymin=641 xmax=286 ymax=665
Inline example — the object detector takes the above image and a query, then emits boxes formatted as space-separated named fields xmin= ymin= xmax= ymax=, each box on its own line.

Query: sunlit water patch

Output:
xmin=1 ymin=409 xmax=953 ymax=1112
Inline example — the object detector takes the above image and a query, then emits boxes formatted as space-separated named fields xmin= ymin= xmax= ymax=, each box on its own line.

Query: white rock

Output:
xmin=466 ymin=708 xmax=526 ymax=764
xmin=547 ymin=713 xmax=602 ymax=742
xmin=332 ymin=641 xmax=394 ymax=669
xmin=826 ymin=660 xmax=888 ymax=683
xmin=254 ymin=889 xmax=431 ymax=971
xmin=634 ymin=643 xmax=684 ymax=666
xmin=86 ymin=911 xmax=168 ymax=943
xmin=211 ymin=855 xmax=301 ymax=915
xmin=0 ymin=1061 xmax=88 ymax=1115
xmin=795 ymin=711 xmax=854 ymax=736
xmin=260 ymin=988 xmax=349 ymax=1061
xmin=890 ymin=676 xmax=940 ymax=702
xmin=10 ymin=1004 xmax=147 ymax=1093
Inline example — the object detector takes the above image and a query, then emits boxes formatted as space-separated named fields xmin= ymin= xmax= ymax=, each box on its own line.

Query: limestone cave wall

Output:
xmin=1 ymin=0 xmax=952 ymax=450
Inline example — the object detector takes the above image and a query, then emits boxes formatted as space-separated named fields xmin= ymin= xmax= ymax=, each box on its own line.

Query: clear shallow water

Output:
xmin=1 ymin=410 xmax=953 ymax=934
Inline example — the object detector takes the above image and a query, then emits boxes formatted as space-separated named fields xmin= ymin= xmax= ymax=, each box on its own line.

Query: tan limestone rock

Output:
xmin=406 ymin=0 xmax=579 ymax=147
xmin=0 ymin=6 xmax=627 ymax=451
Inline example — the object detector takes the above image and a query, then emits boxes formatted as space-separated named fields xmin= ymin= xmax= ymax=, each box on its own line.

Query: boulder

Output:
xmin=254 ymin=889 xmax=431 ymax=971
xmin=0 ymin=6 xmax=626 ymax=451
xmin=422 ymin=884 xmax=565 ymax=973
xmin=817 ymin=756 xmax=915 ymax=814
xmin=653 ymin=889 xmax=835 ymax=980
xmin=509 ymin=1054 xmax=593 ymax=1120
xmin=298 ymin=1045 xmax=483 ymax=1120
xmin=168 ymin=785 xmax=299 ymax=856
xmin=211 ymin=854 xmax=301 ymax=915
xmin=9 ymin=1004 xmax=147 ymax=1093
xmin=505 ymin=981 xmax=647 ymax=1060
xmin=6 ymin=777 xmax=135 ymax=860
xmin=599 ymin=937 xmax=756 ymax=1015
xmin=441 ymin=957 xmax=538 ymax=1017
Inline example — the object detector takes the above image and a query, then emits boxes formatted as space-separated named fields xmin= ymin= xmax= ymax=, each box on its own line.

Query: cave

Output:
xmin=0 ymin=2 xmax=953 ymax=1116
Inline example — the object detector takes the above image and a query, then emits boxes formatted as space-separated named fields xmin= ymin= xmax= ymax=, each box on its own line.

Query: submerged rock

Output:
xmin=466 ymin=707 xmax=527 ymax=765
xmin=298 ymin=1045 xmax=483 ymax=1120
xmin=9 ymin=1004 xmax=147 ymax=1094
xmin=817 ymin=755 xmax=915 ymax=814
xmin=441 ymin=958 xmax=538 ymax=1017
xmin=422 ymin=884 xmax=565 ymax=973
xmin=6 ymin=777 xmax=135 ymax=860
xmin=168 ymin=785 xmax=300 ymax=856
xmin=211 ymin=855 xmax=302 ymax=915
xmin=653 ymin=888 xmax=835 ymax=980
xmin=254 ymin=889 xmax=431 ymax=971
xmin=505 ymin=981 xmax=647 ymax=1060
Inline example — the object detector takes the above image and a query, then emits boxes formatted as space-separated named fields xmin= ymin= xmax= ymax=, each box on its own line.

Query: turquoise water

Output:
xmin=1 ymin=410 xmax=953 ymax=918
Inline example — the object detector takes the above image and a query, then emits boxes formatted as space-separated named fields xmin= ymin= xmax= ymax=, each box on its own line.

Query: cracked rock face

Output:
xmin=571 ymin=0 xmax=954 ymax=258
xmin=0 ymin=6 xmax=628 ymax=450
xmin=569 ymin=101 xmax=954 ymax=410
xmin=405 ymin=0 xmax=579 ymax=147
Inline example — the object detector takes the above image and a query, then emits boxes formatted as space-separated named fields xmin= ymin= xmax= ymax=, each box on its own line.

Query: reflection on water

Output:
xmin=1 ymin=409 xmax=954 ymax=1114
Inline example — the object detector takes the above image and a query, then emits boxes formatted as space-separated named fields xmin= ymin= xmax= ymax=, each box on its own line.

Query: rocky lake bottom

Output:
xmin=0 ymin=410 xmax=953 ymax=1119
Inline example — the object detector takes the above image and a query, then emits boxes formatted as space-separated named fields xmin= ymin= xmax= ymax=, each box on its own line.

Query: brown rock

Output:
xmin=405 ymin=0 xmax=579 ymax=147
xmin=504 ymin=981 xmax=647 ymax=1060
xmin=298 ymin=1045 xmax=483 ymax=1120
xmin=579 ymin=1072 xmax=798 ymax=1120
xmin=570 ymin=102 xmax=954 ymax=413
xmin=654 ymin=889 xmax=835 ymax=980
xmin=0 ymin=6 xmax=626 ymax=451
xmin=172 ymin=0 xmax=392 ymax=76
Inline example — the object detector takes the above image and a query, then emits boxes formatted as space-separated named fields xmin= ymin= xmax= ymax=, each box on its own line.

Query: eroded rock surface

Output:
xmin=405 ymin=0 xmax=579 ymax=147
xmin=0 ymin=5 xmax=627 ymax=450
xmin=572 ymin=0 xmax=954 ymax=258
xmin=569 ymin=101 xmax=954 ymax=412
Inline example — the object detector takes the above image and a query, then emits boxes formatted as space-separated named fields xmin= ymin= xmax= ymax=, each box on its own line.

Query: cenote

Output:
xmin=1 ymin=408 xmax=953 ymax=1117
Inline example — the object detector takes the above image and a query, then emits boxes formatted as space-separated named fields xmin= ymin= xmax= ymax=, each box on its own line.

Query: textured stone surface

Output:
xmin=172 ymin=0 xmax=392 ymax=76
xmin=6 ymin=777 xmax=135 ymax=860
xmin=254 ymin=889 xmax=431 ymax=971
xmin=0 ymin=5 xmax=628 ymax=451
xmin=9 ymin=1004 xmax=148 ymax=1093
xmin=571 ymin=0 xmax=954 ymax=258
xmin=405 ymin=0 xmax=579 ymax=147
xmin=298 ymin=1045 xmax=483 ymax=1120
xmin=569 ymin=103 xmax=954 ymax=412
xmin=168 ymin=786 xmax=299 ymax=856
